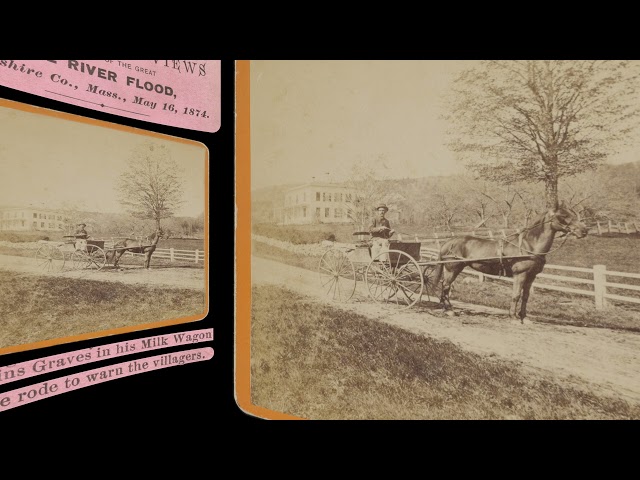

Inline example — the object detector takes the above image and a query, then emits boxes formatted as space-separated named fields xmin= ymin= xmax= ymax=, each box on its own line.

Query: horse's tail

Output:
xmin=431 ymin=248 xmax=445 ymax=298
xmin=107 ymin=242 xmax=122 ymax=265
xmin=430 ymin=237 xmax=458 ymax=298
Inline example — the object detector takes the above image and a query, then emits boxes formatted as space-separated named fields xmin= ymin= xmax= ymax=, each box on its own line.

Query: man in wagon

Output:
xmin=369 ymin=203 xmax=395 ymax=260
xmin=73 ymin=222 xmax=89 ymax=251
xmin=74 ymin=222 xmax=89 ymax=239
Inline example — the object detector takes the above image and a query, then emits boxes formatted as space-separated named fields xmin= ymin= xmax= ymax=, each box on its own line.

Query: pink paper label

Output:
xmin=0 ymin=60 xmax=220 ymax=132
xmin=0 ymin=347 xmax=214 ymax=412
xmin=0 ymin=328 xmax=214 ymax=386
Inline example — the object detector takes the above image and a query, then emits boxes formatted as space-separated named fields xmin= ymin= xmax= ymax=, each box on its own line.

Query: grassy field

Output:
xmin=0 ymin=271 xmax=205 ymax=349
xmin=251 ymin=284 xmax=640 ymax=420
xmin=253 ymin=241 xmax=640 ymax=332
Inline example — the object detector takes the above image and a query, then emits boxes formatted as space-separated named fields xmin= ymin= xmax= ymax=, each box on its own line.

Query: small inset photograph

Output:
xmin=0 ymin=99 xmax=208 ymax=354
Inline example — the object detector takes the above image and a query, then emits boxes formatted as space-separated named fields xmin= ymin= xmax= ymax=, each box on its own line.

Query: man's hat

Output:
xmin=77 ymin=223 xmax=86 ymax=227
xmin=376 ymin=204 xmax=389 ymax=212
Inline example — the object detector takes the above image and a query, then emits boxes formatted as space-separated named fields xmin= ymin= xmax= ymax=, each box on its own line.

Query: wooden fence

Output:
xmin=593 ymin=221 xmax=640 ymax=236
xmin=419 ymin=246 xmax=640 ymax=310
xmin=104 ymin=242 xmax=205 ymax=264
xmin=397 ymin=221 xmax=639 ymax=247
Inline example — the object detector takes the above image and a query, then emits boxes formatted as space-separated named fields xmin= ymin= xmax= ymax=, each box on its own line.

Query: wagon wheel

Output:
xmin=365 ymin=250 xmax=424 ymax=310
xmin=34 ymin=244 xmax=65 ymax=273
xmin=318 ymin=248 xmax=356 ymax=302
xmin=72 ymin=245 xmax=107 ymax=271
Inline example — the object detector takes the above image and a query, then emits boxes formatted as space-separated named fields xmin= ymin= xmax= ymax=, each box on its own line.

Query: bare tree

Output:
xmin=117 ymin=142 xmax=185 ymax=231
xmin=469 ymin=180 xmax=520 ymax=228
xmin=444 ymin=60 xmax=640 ymax=209
xmin=428 ymin=179 xmax=468 ymax=230
xmin=459 ymin=177 xmax=496 ymax=228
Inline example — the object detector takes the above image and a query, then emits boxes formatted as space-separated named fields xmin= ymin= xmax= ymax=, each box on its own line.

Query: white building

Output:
xmin=0 ymin=206 xmax=67 ymax=231
xmin=279 ymin=183 xmax=358 ymax=225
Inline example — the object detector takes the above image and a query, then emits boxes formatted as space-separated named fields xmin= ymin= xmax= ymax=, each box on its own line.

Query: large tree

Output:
xmin=117 ymin=142 xmax=185 ymax=231
xmin=444 ymin=60 xmax=640 ymax=208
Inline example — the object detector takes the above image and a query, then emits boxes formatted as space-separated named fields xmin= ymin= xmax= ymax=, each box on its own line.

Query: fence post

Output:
xmin=501 ymin=229 xmax=507 ymax=238
xmin=618 ymin=222 xmax=623 ymax=234
xmin=414 ymin=234 xmax=419 ymax=242
xmin=170 ymin=247 xmax=174 ymax=262
xmin=195 ymin=249 xmax=200 ymax=263
xmin=593 ymin=264 xmax=607 ymax=310
xmin=635 ymin=223 xmax=639 ymax=234
xmin=434 ymin=232 xmax=440 ymax=249
xmin=478 ymin=272 xmax=485 ymax=283
xmin=596 ymin=221 xmax=602 ymax=235
xmin=608 ymin=220 xmax=612 ymax=234
xmin=625 ymin=222 xmax=631 ymax=235
xmin=488 ymin=230 xmax=494 ymax=239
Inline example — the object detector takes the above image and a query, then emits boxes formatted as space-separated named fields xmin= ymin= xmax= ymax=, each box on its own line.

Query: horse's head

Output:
xmin=550 ymin=202 xmax=589 ymax=239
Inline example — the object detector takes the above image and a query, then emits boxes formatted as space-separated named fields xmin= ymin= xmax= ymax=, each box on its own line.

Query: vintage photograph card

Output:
xmin=236 ymin=60 xmax=640 ymax=420
xmin=0 ymin=99 xmax=209 ymax=355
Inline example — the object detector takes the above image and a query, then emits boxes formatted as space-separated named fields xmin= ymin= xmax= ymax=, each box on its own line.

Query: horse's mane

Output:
xmin=522 ymin=210 xmax=550 ymax=239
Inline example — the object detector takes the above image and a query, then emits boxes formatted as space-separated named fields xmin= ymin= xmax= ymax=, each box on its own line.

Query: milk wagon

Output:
xmin=34 ymin=236 xmax=107 ymax=272
xmin=318 ymin=231 xmax=534 ymax=310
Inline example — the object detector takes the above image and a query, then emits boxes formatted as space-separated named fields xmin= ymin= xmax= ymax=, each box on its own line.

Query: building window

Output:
xmin=33 ymin=221 xmax=37 ymax=228
xmin=21 ymin=221 xmax=25 ymax=227
xmin=41 ymin=222 xmax=45 ymax=227
xmin=59 ymin=224 xmax=63 ymax=229
xmin=303 ymin=207 xmax=307 ymax=217
xmin=346 ymin=193 xmax=352 ymax=202
xmin=33 ymin=213 xmax=37 ymax=218
xmin=316 ymin=208 xmax=320 ymax=217
xmin=336 ymin=208 xmax=343 ymax=218
xmin=327 ymin=193 xmax=332 ymax=202
xmin=303 ymin=192 xmax=306 ymax=202
xmin=316 ymin=192 xmax=320 ymax=201
xmin=325 ymin=208 xmax=329 ymax=217
xmin=322 ymin=193 xmax=326 ymax=202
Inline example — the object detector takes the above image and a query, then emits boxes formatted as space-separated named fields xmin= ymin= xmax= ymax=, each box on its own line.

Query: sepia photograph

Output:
xmin=0 ymin=99 xmax=208 ymax=353
xmin=246 ymin=60 xmax=640 ymax=419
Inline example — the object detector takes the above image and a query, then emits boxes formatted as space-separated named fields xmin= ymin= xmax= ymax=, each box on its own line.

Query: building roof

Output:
xmin=285 ymin=182 xmax=353 ymax=193
xmin=0 ymin=204 xmax=65 ymax=213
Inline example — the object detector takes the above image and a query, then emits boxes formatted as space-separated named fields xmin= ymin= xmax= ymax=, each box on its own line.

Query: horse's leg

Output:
xmin=440 ymin=264 xmax=465 ymax=311
xmin=518 ymin=275 xmax=536 ymax=324
xmin=510 ymin=273 xmax=527 ymax=320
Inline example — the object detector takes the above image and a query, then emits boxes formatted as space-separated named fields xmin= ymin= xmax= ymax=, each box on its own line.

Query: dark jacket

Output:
xmin=369 ymin=218 xmax=392 ymax=239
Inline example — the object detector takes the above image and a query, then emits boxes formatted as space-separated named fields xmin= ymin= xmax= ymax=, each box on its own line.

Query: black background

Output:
xmin=0 ymin=60 xmax=245 ymax=433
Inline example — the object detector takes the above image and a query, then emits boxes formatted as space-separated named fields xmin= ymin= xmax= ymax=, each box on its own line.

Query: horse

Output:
xmin=108 ymin=228 xmax=164 ymax=269
xmin=431 ymin=202 xmax=589 ymax=323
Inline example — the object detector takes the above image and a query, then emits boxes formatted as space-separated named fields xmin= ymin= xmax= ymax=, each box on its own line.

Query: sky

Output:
xmin=249 ymin=60 xmax=640 ymax=191
xmin=0 ymin=103 xmax=207 ymax=217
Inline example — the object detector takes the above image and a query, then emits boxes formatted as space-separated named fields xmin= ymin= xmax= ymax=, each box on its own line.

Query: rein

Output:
xmin=500 ymin=231 xmax=570 ymax=258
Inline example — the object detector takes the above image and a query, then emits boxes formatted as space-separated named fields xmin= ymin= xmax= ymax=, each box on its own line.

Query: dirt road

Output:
xmin=0 ymin=254 xmax=206 ymax=291
xmin=252 ymin=255 xmax=640 ymax=404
